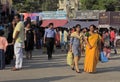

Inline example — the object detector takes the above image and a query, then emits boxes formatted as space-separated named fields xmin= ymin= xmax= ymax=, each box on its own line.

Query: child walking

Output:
xmin=0 ymin=30 xmax=8 ymax=70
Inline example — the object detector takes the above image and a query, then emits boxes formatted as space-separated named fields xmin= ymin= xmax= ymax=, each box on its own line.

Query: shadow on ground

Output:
xmin=2 ymin=75 xmax=74 ymax=82
xmin=110 ymin=57 xmax=120 ymax=60
xmin=96 ymin=66 xmax=120 ymax=74
xmin=5 ymin=52 xmax=83 ymax=70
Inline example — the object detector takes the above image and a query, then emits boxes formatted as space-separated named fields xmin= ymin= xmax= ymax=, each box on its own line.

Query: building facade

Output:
xmin=0 ymin=0 xmax=12 ymax=13
xmin=58 ymin=0 xmax=79 ymax=18
xmin=0 ymin=0 xmax=13 ymax=23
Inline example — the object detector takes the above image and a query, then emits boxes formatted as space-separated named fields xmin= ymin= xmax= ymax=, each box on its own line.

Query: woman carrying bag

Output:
xmin=69 ymin=24 xmax=82 ymax=73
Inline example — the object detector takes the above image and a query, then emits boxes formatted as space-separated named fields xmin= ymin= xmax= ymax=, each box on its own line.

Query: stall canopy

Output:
xmin=62 ymin=21 xmax=98 ymax=28
xmin=41 ymin=19 xmax=68 ymax=28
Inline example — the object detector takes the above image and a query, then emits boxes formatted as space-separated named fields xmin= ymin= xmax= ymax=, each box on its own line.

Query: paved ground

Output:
xmin=0 ymin=49 xmax=120 ymax=82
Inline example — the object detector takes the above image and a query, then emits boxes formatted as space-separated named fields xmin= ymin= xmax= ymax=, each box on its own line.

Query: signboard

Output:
xmin=20 ymin=11 xmax=67 ymax=21
xmin=99 ymin=12 xmax=110 ymax=25
xmin=41 ymin=11 xmax=67 ymax=19
xmin=110 ymin=12 xmax=120 ymax=25
xmin=99 ymin=12 xmax=120 ymax=26
xmin=76 ymin=10 xmax=105 ymax=19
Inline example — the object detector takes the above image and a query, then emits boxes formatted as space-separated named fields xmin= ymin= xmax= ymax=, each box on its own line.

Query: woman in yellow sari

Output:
xmin=84 ymin=25 xmax=101 ymax=73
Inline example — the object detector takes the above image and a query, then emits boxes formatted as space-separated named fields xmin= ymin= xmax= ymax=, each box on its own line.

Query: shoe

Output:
xmin=48 ymin=57 xmax=52 ymax=60
xmin=76 ymin=70 xmax=81 ymax=73
xmin=71 ymin=67 xmax=75 ymax=70
xmin=11 ymin=67 xmax=19 ymax=71
xmin=19 ymin=68 xmax=23 ymax=70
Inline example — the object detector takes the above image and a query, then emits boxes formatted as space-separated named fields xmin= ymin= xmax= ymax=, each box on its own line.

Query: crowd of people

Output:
xmin=0 ymin=14 xmax=119 ymax=74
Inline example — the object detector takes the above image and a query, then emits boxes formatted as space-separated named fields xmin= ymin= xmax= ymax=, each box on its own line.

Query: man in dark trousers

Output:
xmin=44 ymin=23 xmax=55 ymax=60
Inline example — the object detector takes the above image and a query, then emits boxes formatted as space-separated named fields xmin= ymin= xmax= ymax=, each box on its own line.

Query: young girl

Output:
xmin=0 ymin=30 xmax=8 ymax=70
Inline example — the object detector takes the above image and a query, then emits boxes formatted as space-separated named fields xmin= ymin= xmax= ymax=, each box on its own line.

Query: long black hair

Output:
xmin=74 ymin=24 xmax=81 ymax=31
xmin=0 ymin=30 xmax=4 ymax=36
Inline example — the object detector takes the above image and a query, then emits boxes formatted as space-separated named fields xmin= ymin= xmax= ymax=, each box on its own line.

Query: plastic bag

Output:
xmin=99 ymin=51 xmax=108 ymax=63
xmin=67 ymin=51 xmax=73 ymax=66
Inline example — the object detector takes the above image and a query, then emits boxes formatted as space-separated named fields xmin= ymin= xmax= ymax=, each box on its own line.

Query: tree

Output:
xmin=79 ymin=0 xmax=119 ymax=11
xmin=80 ymin=0 xmax=97 ymax=10
xmin=105 ymin=3 xmax=115 ymax=11
xmin=13 ymin=0 xmax=59 ymax=12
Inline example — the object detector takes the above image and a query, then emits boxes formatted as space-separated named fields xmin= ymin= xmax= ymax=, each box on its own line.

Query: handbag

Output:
xmin=67 ymin=51 xmax=73 ymax=66
xmin=99 ymin=51 xmax=108 ymax=63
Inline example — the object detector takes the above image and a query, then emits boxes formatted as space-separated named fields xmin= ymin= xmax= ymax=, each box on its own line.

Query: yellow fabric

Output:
xmin=59 ymin=31 xmax=62 ymax=42
xmin=84 ymin=33 xmax=101 ymax=73
xmin=60 ymin=31 xmax=68 ymax=42
xmin=67 ymin=51 xmax=73 ymax=66
xmin=71 ymin=32 xmax=83 ymax=45
xmin=71 ymin=32 xmax=82 ymax=39
xmin=64 ymin=31 xmax=68 ymax=42
xmin=13 ymin=21 xmax=24 ymax=43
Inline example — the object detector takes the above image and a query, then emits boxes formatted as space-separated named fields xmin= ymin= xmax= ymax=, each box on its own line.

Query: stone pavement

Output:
xmin=0 ymin=49 xmax=120 ymax=82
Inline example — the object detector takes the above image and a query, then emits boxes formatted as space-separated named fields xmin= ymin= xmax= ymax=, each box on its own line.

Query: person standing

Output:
xmin=110 ymin=27 xmax=117 ymax=54
xmin=55 ymin=28 xmax=60 ymax=48
xmin=34 ymin=25 xmax=41 ymax=49
xmin=110 ymin=27 xmax=115 ymax=48
xmin=44 ymin=23 xmax=55 ymax=60
xmin=5 ymin=20 xmax=16 ymax=64
xmin=70 ymin=24 xmax=82 ymax=73
xmin=12 ymin=14 xmax=24 ymax=71
xmin=59 ymin=28 xmax=64 ymax=50
xmin=63 ymin=28 xmax=69 ymax=52
xmin=81 ymin=28 xmax=88 ymax=55
xmin=24 ymin=17 xmax=36 ymax=59
xmin=102 ymin=29 xmax=110 ymax=47
xmin=0 ymin=30 xmax=8 ymax=70
xmin=84 ymin=25 xmax=101 ymax=73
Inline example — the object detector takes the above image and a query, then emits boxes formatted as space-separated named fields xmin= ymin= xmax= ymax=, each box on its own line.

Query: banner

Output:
xmin=41 ymin=11 xmax=67 ymax=19
xmin=20 ymin=11 xmax=67 ymax=21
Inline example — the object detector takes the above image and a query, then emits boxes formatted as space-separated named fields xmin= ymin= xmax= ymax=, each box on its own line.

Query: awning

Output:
xmin=62 ymin=21 xmax=98 ymax=28
xmin=41 ymin=19 xmax=68 ymax=28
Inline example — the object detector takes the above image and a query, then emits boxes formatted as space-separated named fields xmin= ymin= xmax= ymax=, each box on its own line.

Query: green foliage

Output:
xmin=13 ymin=0 xmax=58 ymax=12
xmin=80 ymin=0 xmax=120 ymax=11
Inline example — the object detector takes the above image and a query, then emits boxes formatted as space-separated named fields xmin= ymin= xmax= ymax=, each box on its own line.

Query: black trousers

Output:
xmin=110 ymin=41 xmax=117 ymax=54
xmin=46 ymin=38 xmax=54 ymax=59
xmin=110 ymin=41 xmax=114 ymax=48
xmin=5 ymin=45 xmax=14 ymax=65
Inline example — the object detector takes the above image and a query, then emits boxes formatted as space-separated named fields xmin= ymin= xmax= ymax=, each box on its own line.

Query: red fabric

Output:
xmin=55 ymin=32 xmax=60 ymax=45
xmin=41 ymin=19 xmax=67 ymax=28
xmin=110 ymin=31 xmax=115 ymax=41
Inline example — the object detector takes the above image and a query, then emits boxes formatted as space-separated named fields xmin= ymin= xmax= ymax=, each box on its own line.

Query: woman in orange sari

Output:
xmin=84 ymin=25 xmax=101 ymax=73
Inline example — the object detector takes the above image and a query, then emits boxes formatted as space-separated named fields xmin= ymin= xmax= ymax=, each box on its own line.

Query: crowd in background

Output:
xmin=0 ymin=14 xmax=119 ymax=73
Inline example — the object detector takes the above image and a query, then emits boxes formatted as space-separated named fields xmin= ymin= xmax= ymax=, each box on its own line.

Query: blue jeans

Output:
xmin=0 ymin=49 xmax=5 ymax=70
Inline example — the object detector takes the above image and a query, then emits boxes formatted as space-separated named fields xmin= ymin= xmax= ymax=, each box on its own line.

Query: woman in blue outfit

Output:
xmin=70 ymin=24 xmax=81 ymax=73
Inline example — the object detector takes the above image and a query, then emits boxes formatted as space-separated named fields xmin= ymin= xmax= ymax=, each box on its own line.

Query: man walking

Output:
xmin=44 ymin=23 xmax=55 ymax=60
xmin=12 ymin=14 xmax=24 ymax=71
